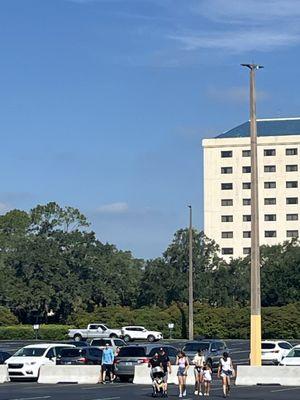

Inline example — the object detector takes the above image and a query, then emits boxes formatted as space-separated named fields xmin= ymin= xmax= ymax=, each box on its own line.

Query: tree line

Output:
xmin=0 ymin=202 xmax=299 ymax=325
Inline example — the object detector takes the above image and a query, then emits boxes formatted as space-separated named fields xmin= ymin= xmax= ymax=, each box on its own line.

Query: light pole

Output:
xmin=188 ymin=205 xmax=193 ymax=340
xmin=241 ymin=63 xmax=263 ymax=366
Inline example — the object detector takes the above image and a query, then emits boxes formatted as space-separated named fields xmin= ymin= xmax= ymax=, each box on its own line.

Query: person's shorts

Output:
xmin=221 ymin=369 xmax=233 ymax=378
xmin=194 ymin=367 xmax=203 ymax=377
xmin=102 ymin=364 xmax=113 ymax=373
xmin=177 ymin=367 xmax=187 ymax=377
xmin=162 ymin=372 xmax=168 ymax=383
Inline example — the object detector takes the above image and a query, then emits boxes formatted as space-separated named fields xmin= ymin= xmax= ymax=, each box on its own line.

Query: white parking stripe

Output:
xmin=90 ymin=397 xmax=120 ymax=400
xmin=271 ymin=387 xmax=300 ymax=393
xmin=82 ymin=384 xmax=132 ymax=390
xmin=9 ymin=397 xmax=51 ymax=400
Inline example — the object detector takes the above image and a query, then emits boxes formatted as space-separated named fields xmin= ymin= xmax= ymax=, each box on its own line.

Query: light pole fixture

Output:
xmin=188 ymin=205 xmax=193 ymax=340
xmin=241 ymin=63 xmax=263 ymax=367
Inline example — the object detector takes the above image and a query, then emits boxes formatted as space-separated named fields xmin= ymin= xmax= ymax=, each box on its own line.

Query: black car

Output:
xmin=0 ymin=351 xmax=11 ymax=364
xmin=56 ymin=346 xmax=102 ymax=365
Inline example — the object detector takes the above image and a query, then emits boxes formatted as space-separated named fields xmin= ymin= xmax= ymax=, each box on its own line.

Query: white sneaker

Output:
xmin=183 ymin=390 xmax=187 ymax=397
xmin=194 ymin=391 xmax=199 ymax=395
xmin=199 ymin=392 xmax=203 ymax=396
xmin=179 ymin=394 xmax=182 ymax=398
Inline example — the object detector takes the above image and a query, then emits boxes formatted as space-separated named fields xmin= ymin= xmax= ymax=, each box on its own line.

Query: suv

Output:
xmin=90 ymin=338 xmax=127 ymax=353
xmin=56 ymin=346 xmax=102 ymax=365
xmin=5 ymin=343 xmax=74 ymax=380
xmin=182 ymin=340 xmax=227 ymax=369
xmin=121 ymin=326 xmax=163 ymax=342
xmin=261 ymin=340 xmax=292 ymax=365
xmin=115 ymin=344 xmax=178 ymax=382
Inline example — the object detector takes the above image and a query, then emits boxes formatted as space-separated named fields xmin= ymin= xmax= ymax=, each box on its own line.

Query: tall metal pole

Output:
xmin=241 ymin=63 xmax=263 ymax=366
xmin=188 ymin=205 xmax=194 ymax=340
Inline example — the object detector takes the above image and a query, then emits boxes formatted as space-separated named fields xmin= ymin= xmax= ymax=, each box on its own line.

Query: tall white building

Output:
xmin=203 ymin=117 xmax=300 ymax=261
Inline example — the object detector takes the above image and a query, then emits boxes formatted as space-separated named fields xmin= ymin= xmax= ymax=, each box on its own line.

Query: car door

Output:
xmin=88 ymin=324 xmax=101 ymax=338
xmin=136 ymin=327 xmax=147 ymax=339
xmin=45 ymin=347 xmax=56 ymax=365
xmin=279 ymin=342 xmax=293 ymax=359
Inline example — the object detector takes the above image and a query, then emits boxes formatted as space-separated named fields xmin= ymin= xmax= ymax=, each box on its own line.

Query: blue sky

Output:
xmin=1 ymin=0 xmax=300 ymax=259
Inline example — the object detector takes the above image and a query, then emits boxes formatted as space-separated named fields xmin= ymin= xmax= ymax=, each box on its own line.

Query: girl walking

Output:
xmin=217 ymin=352 xmax=234 ymax=398
xmin=202 ymin=362 xmax=212 ymax=396
xmin=176 ymin=351 xmax=189 ymax=398
xmin=192 ymin=349 xmax=205 ymax=395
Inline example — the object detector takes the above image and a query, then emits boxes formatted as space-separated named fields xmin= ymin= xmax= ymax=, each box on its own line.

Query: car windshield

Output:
xmin=262 ymin=343 xmax=275 ymax=349
xmin=287 ymin=349 xmax=300 ymax=358
xmin=60 ymin=348 xmax=81 ymax=357
xmin=14 ymin=347 xmax=46 ymax=357
xmin=118 ymin=347 xmax=146 ymax=357
xmin=183 ymin=343 xmax=210 ymax=352
xmin=92 ymin=340 xmax=108 ymax=346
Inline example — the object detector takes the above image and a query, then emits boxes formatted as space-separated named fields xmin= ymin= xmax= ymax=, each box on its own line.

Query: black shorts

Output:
xmin=102 ymin=364 xmax=113 ymax=373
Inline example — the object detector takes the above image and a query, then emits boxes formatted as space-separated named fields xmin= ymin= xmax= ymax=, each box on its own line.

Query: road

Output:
xmin=0 ymin=339 xmax=299 ymax=400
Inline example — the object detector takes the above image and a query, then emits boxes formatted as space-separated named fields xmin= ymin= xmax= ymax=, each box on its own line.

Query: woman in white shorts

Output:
xmin=193 ymin=349 xmax=205 ymax=395
xmin=217 ymin=352 xmax=234 ymax=398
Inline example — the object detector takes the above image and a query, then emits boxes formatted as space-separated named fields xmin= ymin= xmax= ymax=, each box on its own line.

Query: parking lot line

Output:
xmin=81 ymin=384 xmax=133 ymax=390
xmin=9 ymin=397 xmax=51 ymax=400
xmin=90 ymin=397 xmax=120 ymax=400
xmin=271 ymin=387 xmax=300 ymax=393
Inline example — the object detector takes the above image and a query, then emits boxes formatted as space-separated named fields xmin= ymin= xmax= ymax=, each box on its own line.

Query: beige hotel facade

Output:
xmin=203 ymin=117 xmax=300 ymax=261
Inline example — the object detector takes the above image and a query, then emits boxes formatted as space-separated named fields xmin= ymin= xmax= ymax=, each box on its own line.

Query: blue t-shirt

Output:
xmin=102 ymin=347 xmax=114 ymax=365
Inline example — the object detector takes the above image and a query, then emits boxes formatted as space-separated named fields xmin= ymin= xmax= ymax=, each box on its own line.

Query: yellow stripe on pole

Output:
xmin=250 ymin=314 xmax=261 ymax=366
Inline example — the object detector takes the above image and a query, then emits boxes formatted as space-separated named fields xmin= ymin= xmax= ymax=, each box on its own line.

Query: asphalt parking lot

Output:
xmin=0 ymin=339 xmax=299 ymax=400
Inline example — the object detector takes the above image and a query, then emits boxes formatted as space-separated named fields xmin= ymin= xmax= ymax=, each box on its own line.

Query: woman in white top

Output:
xmin=202 ymin=362 xmax=212 ymax=396
xmin=176 ymin=351 xmax=189 ymax=398
xmin=192 ymin=350 xmax=205 ymax=395
xmin=217 ymin=352 xmax=234 ymax=398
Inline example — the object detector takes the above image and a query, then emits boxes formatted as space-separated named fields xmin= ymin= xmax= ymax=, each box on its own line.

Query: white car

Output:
xmin=121 ymin=326 xmax=163 ymax=342
xmin=5 ymin=343 xmax=74 ymax=379
xmin=261 ymin=340 xmax=293 ymax=365
xmin=280 ymin=344 xmax=300 ymax=366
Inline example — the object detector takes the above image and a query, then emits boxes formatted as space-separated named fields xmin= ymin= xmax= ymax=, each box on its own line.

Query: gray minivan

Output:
xmin=182 ymin=340 xmax=228 ymax=369
xmin=115 ymin=345 xmax=178 ymax=382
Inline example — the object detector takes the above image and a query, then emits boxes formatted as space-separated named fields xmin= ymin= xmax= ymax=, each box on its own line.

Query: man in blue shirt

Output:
xmin=101 ymin=344 xmax=115 ymax=383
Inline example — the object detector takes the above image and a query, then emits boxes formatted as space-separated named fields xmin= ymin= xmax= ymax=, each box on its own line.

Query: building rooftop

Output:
xmin=216 ymin=117 xmax=300 ymax=138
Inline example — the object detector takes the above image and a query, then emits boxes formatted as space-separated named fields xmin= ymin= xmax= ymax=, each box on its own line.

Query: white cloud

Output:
xmin=207 ymin=86 xmax=269 ymax=103
xmin=96 ymin=202 xmax=129 ymax=214
xmin=0 ymin=202 xmax=11 ymax=214
xmin=170 ymin=29 xmax=300 ymax=53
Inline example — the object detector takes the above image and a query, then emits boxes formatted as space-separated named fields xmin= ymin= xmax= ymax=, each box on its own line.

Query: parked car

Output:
xmin=182 ymin=340 xmax=228 ymax=369
xmin=66 ymin=340 xmax=90 ymax=348
xmin=279 ymin=344 xmax=300 ymax=366
xmin=5 ymin=343 xmax=74 ymax=380
xmin=68 ymin=323 xmax=122 ymax=341
xmin=261 ymin=340 xmax=293 ymax=365
xmin=121 ymin=326 xmax=163 ymax=342
xmin=90 ymin=338 xmax=127 ymax=353
xmin=114 ymin=344 xmax=178 ymax=382
xmin=56 ymin=346 xmax=102 ymax=365
xmin=0 ymin=351 xmax=11 ymax=364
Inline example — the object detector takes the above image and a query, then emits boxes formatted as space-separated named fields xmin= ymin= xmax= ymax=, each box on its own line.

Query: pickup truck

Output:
xmin=68 ymin=324 xmax=122 ymax=341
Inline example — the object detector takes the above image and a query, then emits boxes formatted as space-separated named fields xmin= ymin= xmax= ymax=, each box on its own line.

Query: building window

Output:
xmin=242 ymin=166 xmax=251 ymax=173
xmin=286 ymin=181 xmax=298 ymax=188
xmin=243 ymin=198 xmax=251 ymax=206
xmin=264 ymin=165 xmax=276 ymax=173
xmin=222 ymin=231 xmax=233 ymax=239
xmin=287 ymin=230 xmax=299 ymax=238
xmin=286 ymin=165 xmax=298 ymax=172
xmin=264 ymin=198 xmax=276 ymax=205
xmin=264 ymin=181 xmax=276 ymax=189
xmin=221 ymin=215 xmax=233 ymax=222
xmin=243 ymin=231 xmax=251 ymax=238
xmin=243 ymin=215 xmax=251 ymax=222
xmin=221 ymin=167 xmax=233 ymax=174
xmin=243 ymin=182 xmax=251 ymax=189
xmin=286 ymin=148 xmax=298 ymax=156
xmin=243 ymin=247 xmax=251 ymax=255
xmin=242 ymin=149 xmax=251 ymax=157
xmin=265 ymin=230 xmax=277 ymax=237
xmin=264 ymin=149 xmax=276 ymax=156
xmin=286 ymin=214 xmax=298 ymax=221
xmin=221 ymin=199 xmax=233 ymax=206
xmin=221 ymin=150 xmax=232 ymax=158
xmin=286 ymin=197 xmax=298 ymax=204
xmin=222 ymin=248 xmax=233 ymax=255
xmin=264 ymin=214 xmax=276 ymax=221
xmin=221 ymin=183 xmax=233 ymax=190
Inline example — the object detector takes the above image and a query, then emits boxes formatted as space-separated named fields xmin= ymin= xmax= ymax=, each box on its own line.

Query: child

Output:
xmin=202 ymin=362 xmax=212 ymax=396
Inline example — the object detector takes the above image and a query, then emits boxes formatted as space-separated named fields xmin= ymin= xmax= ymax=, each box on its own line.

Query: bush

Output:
xmin=0 ymin=325 xmax=73 ymax=340
xmin=0 ymin=307 xmax=18 ymax=326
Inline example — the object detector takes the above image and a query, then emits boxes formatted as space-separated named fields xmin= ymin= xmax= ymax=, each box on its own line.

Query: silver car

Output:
xmin=115 ymin=344 xmax=178 ymax=382
xmin=182 ymin=340 xmax=228 ymax=369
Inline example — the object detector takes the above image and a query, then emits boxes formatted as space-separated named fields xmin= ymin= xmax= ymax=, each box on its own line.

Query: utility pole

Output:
xmin=241 ymin=63 xmax=263 ymax=366
xmin=188 ymin=205 xmax=193 ymax=340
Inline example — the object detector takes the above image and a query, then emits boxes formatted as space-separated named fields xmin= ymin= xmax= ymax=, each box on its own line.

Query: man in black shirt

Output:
xmin=158 ymin=348 xmax=171 ymax=396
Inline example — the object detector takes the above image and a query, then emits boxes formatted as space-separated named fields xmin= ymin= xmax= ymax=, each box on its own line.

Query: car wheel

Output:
xmin=147 ymin=335 xmax=155 ymax=343
xmin=74 ymin=334 xmax=83 ymax=342
xmin=119 ymin=375 xmax=130 ymax=382
xmin=124 ymin=335 xmax=131 ymax=342
xmin=110 ymin=333 xmax=117 ymax=338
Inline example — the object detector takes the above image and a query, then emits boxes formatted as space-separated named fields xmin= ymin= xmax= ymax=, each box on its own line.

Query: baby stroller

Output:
xmin=151 ymin=366 xmax=165 ymax=397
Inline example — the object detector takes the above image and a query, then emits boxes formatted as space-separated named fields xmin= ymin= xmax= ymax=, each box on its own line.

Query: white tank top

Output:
xmin=220 ymin=357 xmax=231 ymax=371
